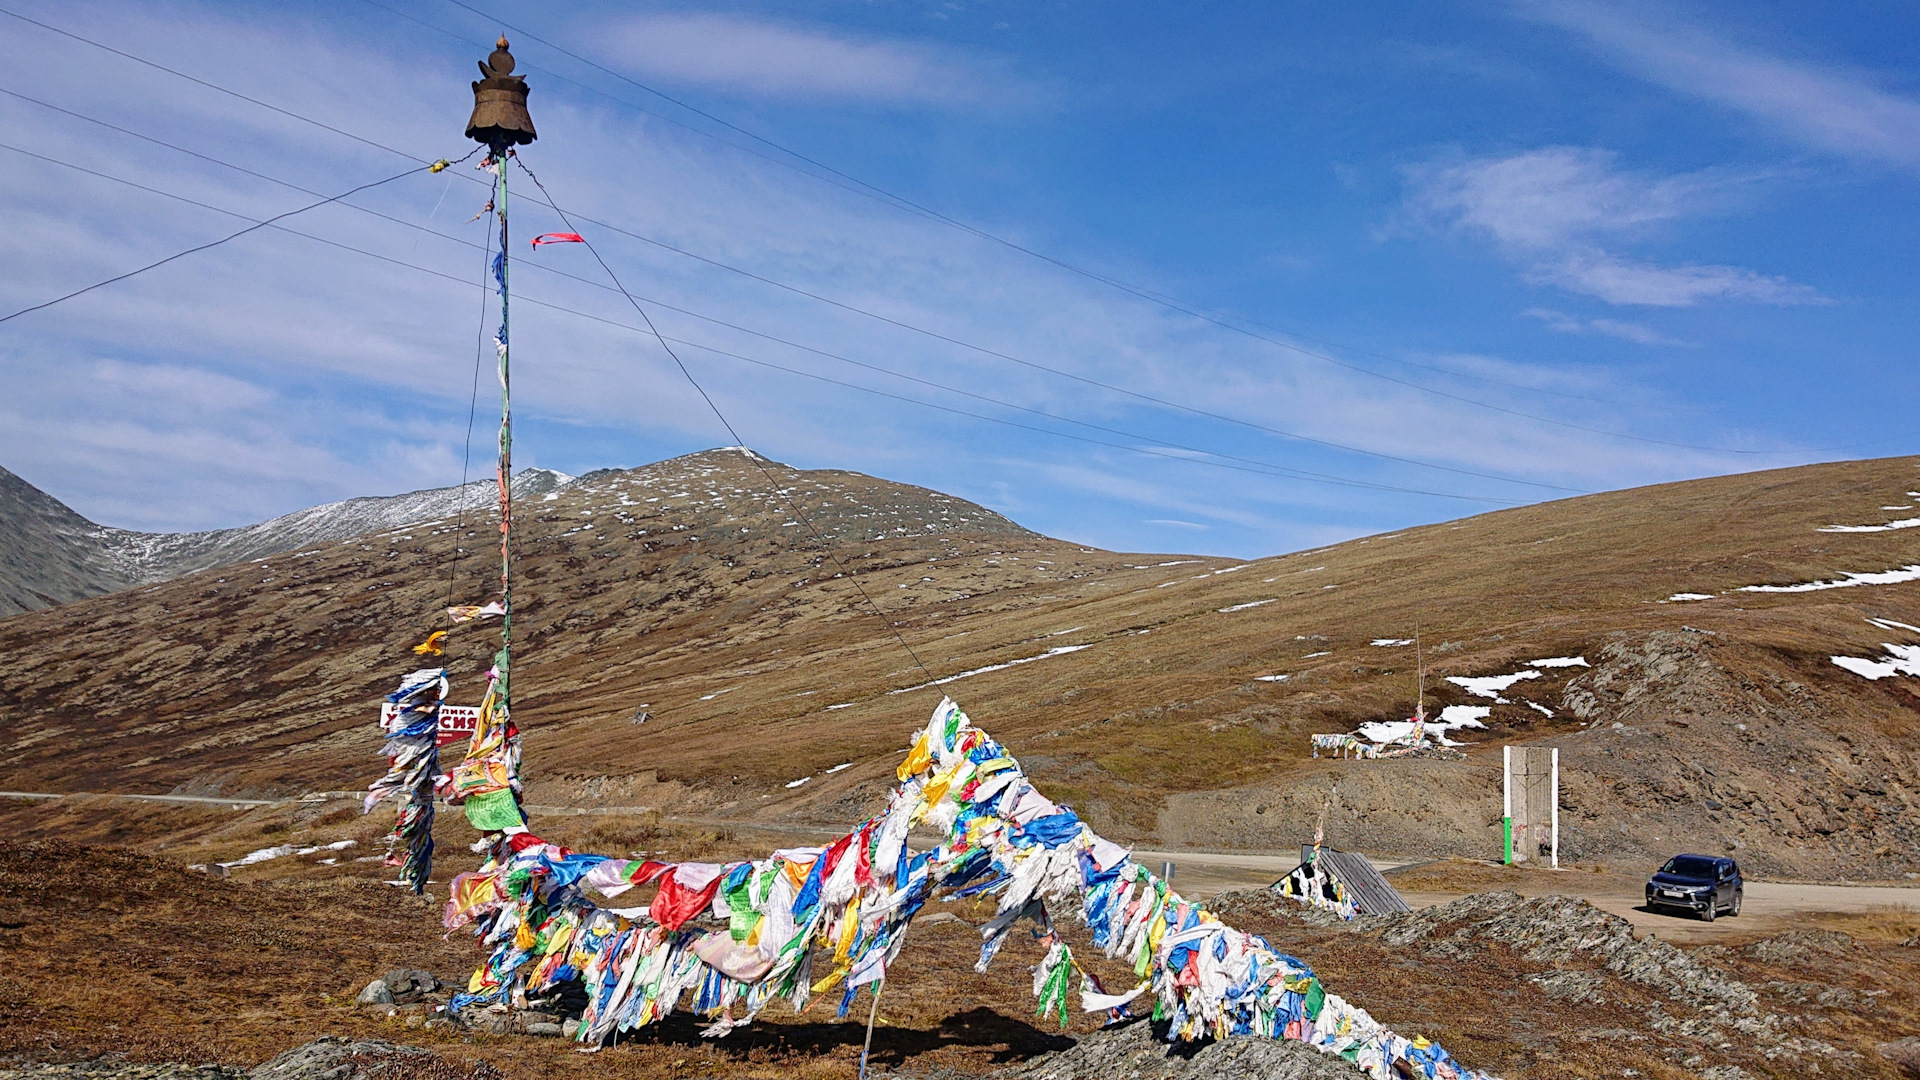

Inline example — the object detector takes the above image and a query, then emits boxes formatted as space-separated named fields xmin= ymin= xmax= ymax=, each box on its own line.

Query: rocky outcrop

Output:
xmin=1553 ymin=630 xmax=1920 ymax=877
xmin=998 ymin=1018 xmax=1361 ymax=1080
xmin=1372 ymin=891 xmax=1756 ymax=1015
xmin=248 ymin=1037 xmax=497 ymax=1080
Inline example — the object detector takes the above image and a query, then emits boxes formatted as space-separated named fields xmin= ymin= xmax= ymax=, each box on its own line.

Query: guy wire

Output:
xmin=448 ymin=216 xmax=495 ymax=610
xmin=0 ymin=155 xmax=471 ymax=324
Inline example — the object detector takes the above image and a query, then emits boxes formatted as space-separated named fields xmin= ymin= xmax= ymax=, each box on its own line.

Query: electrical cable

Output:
xmin=650 ymin=331 xmax=1527 ymax=504
xmin=0 ymin=8 xmax=1836 ymax=458
xmin=0 ymin=5 xmax=432 ymax=167
xmin=0 ymin=136 xmax=1537 ymax=503
xmin=513 ymin=155 xmax=935 ymax=679
xmin=533 ymin=204 xmax=1782 ymax=458
xmin=358 ymin=0 xmax=923 ymax=223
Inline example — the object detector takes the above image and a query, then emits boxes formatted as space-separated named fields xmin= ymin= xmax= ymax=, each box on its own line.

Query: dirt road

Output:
xmin=1065 ymin=842 xmax=1920 ymax=944
xmin=1401 ymin=877 xmax=1920 ymax=944
xmin=0 ymin=789 xmax=281 ymax=808
xmin=13 ymin=787 xmax=1913 ymax=946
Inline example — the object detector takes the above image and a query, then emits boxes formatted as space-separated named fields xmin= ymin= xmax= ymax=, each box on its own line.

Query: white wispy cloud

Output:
xmin=1537 ymin=251 xmax=1819 ymax=308
xmin=1405 ymin=146 xmax=1821 ymax=307
xmin=1520 ymin=0 xmax=1920 ymax=170
xmin=1407 ymin=146 xmax=1722 ymax=247
xmin=587 ymin=12 xmax=1032 ymax=108
xmin=0 ymin=2 xmax=1792 ymax=552
xmin=1522 ymin=307 xmax=1687 ymax=346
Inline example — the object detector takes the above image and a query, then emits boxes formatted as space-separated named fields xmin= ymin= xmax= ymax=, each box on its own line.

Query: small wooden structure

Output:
xmin=1273 ymin=846 xmax=1412 ymax=917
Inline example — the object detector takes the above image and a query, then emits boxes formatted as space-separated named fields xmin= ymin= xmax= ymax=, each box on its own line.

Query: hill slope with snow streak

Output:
xmin=4 ymin=451 xmax=1920 ymax=880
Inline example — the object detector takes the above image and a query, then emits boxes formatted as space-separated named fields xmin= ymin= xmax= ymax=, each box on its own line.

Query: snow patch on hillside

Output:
xmin=1359 ymin=705 xmax=1488 ymax=746
xmin=1818 ymin=518 xmax=1920 ymax=533
xmin=1833 ymin=644 xmax=1920 ymax=680
xmin=1446 ymin=670 xmax=1542 ymax=701
xmin=1834 ymin=618 xmax=1920 ymax=679
xmin=1218 ymin=599 xmax=1275 ymax=612
xmin=1740 ymin=565 xmax=1920 ymax=593
xmin=888 ymin=644 xmax=1092 ymax=695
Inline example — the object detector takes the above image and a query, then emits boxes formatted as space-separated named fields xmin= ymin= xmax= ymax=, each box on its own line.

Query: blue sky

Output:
xmin=3 ymin=1 xmax=1918 ymax=556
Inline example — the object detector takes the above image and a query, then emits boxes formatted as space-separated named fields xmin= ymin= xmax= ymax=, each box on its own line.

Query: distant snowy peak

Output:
xmin=95 ymin=467 xmax=581 ymax=586
xmin=0 ymin=448 xmax=1037 ymax=616
xmin=0 ymin=466 xmax=580 ymax=615
xmin=560 ymin=448 xmax=1035 ymax=547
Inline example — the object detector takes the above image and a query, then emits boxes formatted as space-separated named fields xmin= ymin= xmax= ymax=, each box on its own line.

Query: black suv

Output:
xmin=1645 ymin=854 xmax=1742 ymax=921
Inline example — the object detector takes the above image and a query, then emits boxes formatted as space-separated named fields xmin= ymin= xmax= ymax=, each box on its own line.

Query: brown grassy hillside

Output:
xmin=4 ymin=449 xmax=1920 ymax=879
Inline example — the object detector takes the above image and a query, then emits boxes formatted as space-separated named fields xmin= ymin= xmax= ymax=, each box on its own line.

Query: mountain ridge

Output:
xmin=0 ymin=464 xmax=578 ymax=616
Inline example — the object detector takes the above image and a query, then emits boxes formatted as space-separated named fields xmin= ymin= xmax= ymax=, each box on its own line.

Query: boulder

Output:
xmin=380 ymin=968 xmax=439 ymax=1004
xmin=353 ymin=980 xmax=393 ymax=1006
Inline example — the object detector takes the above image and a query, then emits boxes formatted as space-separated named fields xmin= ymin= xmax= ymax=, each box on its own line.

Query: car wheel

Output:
xmin=1730 ymin=891 xmax=1741 ymax=917
xmin=1702 ymin=901 xmax=1716 ymax=922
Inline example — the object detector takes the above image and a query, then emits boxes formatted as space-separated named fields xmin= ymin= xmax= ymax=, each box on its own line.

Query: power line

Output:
xmin=641 ymin=326 xmax=1528 ymax=504
xmin=512 ymin=155 xmax=935 ymax=680
xmin=0 ymin=5 xmax=433 ymax=168
xmin=0 ymin=135 xmax=1529 ymax=504
xmin=536 ymin=203 xmax=1773 ymax=458
xmin=0 ymin=6 xmax=1818 ymax=459
xmin=0 ymin=98 xmax=1551 ymax=500
xmin=430 ymin=1 xmax=1720 ymax=418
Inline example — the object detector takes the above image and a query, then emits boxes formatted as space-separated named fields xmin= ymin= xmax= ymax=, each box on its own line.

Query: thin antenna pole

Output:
xmin=1415 ymin=622 xmax=1424 ymax=711
xmin=1311 ymin=781 xmax=1337 ymax=860
xmin=1410 ymin=622 xmax=1426 ymax=745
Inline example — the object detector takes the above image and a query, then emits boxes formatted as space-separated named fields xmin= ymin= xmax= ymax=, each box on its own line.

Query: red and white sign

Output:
xmin=381 ymin=703 xmax=481 ymax=748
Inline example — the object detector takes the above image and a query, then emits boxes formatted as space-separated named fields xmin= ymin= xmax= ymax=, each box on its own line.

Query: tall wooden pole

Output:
xmin=494 ymin=155 xmax=512 ymax=710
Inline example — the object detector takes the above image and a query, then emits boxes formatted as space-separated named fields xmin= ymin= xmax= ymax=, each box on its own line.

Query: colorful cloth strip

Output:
xmin=432 ymin=698 xmax=1491 ymax=1078
xmin=365 ymin=667 xmax=445 ymax=894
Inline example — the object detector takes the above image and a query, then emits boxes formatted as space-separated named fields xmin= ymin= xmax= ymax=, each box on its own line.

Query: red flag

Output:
xmin=531 ymin=232 xmax=584 ymax=248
